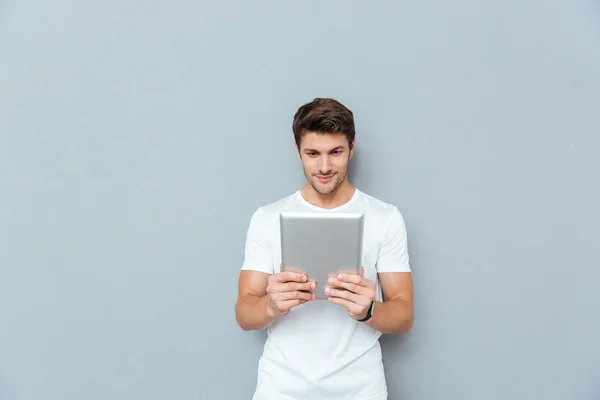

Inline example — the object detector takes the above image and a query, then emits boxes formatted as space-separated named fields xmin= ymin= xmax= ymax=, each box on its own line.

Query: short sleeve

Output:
xmin=376 ymin=207 xmax=411 ymax=273
xmin=241 ymin=207 xmax=274 ymax=274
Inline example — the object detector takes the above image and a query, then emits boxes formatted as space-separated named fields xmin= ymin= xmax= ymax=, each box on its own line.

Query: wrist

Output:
xmin=357 ymin=300 xmax=375 ymax=322
xmin=262 ymin=295 xmax=278 ymax=319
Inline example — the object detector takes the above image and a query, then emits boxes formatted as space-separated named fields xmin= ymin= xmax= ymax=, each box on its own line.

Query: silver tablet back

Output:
xmin=280 ymin=212 xmax=364 ymax=300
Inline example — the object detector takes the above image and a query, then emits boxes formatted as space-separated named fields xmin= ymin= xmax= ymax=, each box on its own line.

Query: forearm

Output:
xmin=235 ymin=293 xmax=277 ymax=331
xmin=365 ymin=298 xmax=414 ymax=334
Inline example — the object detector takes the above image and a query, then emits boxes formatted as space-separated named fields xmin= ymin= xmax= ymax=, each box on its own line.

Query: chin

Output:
xmin=317 ymin=189 xmax=335 ymax=196
xmin=313 ymin=182 xmax=337 ymax=195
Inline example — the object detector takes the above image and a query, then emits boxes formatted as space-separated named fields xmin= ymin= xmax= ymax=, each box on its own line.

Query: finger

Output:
xmin=336 ymin=273 xmax=372 ymax=287
xmin=279 ymin=299 xmax=308 ymax=311
xmin=325 ymin=286 xmax=367 ymax=305
xmin=328 ymin=296 xmax=362 ymax=314
xmin=360 ymin=266 xmax=364 ymax=277
xmin=274 ymin=270 xmax=308 ymax=283
xmin=284 ymin=280 xmax=316 ymax=292
xmin=328 ymin=277 xmax=370 ymax=296
xmin=280 ymin=264 xmax=306 ymax=275
xmin=268 ymin=281 xmax=315 ymax=294
xmin=273 ymin=290 xmax=314 ymax=302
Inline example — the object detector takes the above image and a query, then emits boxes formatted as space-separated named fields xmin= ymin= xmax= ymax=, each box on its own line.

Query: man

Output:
xmin=235 ymin=98 xmax=414 ymax=400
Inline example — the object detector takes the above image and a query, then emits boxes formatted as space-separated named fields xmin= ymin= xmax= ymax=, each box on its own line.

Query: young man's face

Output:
xmin=297 ymin=132 xmax=354 ymax=195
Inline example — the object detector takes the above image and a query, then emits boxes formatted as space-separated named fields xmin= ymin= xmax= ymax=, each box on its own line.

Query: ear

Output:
xmin=349 ymin=139 xmax=356 ymax=160
xmin=295 ymin=141 xmax=302 ymax=161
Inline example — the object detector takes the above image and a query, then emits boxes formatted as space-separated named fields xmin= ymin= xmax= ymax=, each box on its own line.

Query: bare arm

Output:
xmin=235 ymin=269 xmax=316 ymax=331
xmin=364 ymin=271 xmax=414 ymax=334
xmin=235 ymin=270 xmax=276 ymax=331
xmin=326 ymin=270 xmax=414 ymax=334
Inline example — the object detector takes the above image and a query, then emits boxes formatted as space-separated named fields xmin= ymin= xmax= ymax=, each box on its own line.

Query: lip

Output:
xmin=316 ymin=174 xmax=334 ymax=183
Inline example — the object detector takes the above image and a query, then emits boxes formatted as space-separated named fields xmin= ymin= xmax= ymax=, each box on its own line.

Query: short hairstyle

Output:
xmin=292 ymin=98 xmax=355 ymax=148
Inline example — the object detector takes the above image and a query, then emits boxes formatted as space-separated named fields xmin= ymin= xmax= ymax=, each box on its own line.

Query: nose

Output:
xmin=319 ymin=155 xmax=332 ymax=174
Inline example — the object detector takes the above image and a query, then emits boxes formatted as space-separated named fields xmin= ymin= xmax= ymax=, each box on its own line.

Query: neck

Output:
xmin=300 ymin=180 xmax=356 ymax=209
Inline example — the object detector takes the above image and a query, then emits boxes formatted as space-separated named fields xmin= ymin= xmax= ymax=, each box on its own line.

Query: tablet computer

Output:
xmin=280 ymin=212 xmax=364 ymax=300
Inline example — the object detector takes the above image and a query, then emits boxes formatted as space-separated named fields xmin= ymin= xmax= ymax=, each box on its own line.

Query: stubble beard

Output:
xmin=306 ymin=170 xmax=347 ymax=196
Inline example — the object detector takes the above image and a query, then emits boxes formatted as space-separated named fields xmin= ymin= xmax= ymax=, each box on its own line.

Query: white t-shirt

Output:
xmin=241 ymin=188 xmax=411 ymax=400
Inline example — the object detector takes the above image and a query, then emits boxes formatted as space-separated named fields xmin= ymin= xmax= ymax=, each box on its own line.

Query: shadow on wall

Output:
xmin=347 ymin=144 xmax=381 ymax=196
xmin=349 ymin=144 xmax=415 ymax=398
xmin=348 ymin=147 xmax=365 ymax=188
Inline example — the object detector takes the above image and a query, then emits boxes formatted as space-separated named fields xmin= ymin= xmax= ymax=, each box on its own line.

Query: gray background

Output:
xmin=1 ymin=1 xmax=599 ymax=399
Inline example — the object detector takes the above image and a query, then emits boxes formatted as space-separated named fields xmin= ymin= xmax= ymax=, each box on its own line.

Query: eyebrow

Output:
xmin=304 ymin=146 xmax=345 ymax=153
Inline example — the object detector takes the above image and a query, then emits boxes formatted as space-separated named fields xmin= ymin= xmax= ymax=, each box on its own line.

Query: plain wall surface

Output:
xmin=1 ymin=1 xmax=599 ymax=399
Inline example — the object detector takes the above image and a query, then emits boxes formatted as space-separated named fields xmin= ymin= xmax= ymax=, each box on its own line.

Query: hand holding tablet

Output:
xmin=264 ymin=266 xmax=317 ymax=317
xmin=280 ymin=212 xmax=364 ymax=300
xmin=325 ymin=268 xmax=377 ymax=321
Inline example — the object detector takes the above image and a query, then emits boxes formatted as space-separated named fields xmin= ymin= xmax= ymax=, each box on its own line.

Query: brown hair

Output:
xmin=292 ymin=98 xmax=355 ymax=149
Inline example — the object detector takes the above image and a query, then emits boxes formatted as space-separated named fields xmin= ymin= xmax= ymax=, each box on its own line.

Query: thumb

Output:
xmin=360 ymin=266 xmax=364 ymax=277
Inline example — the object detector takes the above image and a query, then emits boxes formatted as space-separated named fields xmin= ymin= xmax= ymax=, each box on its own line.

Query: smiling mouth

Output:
xmin=316 ymin=174 xmax=335 ymax=183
